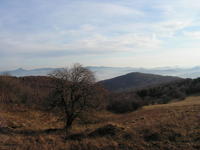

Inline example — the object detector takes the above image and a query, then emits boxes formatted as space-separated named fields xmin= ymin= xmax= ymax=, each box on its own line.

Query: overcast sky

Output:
xmin=0 ymin=0 xmax=200 ymax=70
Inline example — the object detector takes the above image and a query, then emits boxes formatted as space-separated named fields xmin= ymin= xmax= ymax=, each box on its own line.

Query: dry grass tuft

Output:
xmin=0 ymin=96 xmax=200 ymax=149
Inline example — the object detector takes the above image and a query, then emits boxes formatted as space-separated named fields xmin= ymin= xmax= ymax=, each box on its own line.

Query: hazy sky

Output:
xmin=0 ymin=0 xmax=200 ymax=70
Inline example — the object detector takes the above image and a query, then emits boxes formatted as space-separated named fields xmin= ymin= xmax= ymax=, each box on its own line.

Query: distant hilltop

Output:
xmin=0 ymin=66 xmax=200 ymax=81
xmin=99 ymin=72 xmax=182 ymax=92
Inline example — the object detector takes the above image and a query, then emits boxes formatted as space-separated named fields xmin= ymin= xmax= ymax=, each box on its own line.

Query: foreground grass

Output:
xmin=0 ymin=96 xmax=200 ymax=150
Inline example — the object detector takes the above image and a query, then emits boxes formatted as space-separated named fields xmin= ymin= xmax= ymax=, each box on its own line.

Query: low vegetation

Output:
xmin=0 ymin=95 xmax=200 ymax=149
xmin=0 ymin=68 xmax=200 ymax=149
xmin=108 ymin=78 xmax=200 ymax=113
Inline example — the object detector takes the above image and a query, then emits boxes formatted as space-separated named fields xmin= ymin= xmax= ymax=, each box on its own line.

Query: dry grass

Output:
xmin=143 ymin=96 xmax=200 ymax=109
xmin=0 ymin=96 xmax=200 ymax=150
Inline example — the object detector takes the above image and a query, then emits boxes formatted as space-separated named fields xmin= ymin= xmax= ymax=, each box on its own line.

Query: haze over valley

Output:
xmin=1 ymin=66 xmax=200 ymax=80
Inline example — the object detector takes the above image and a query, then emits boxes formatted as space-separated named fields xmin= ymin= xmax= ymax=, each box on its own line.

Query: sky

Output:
xmin=0 ymin=0 xmax=200 ymax=70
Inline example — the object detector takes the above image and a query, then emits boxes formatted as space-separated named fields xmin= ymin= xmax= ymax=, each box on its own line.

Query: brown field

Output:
xmin=0 ymin=96 xmax=200 ymax=150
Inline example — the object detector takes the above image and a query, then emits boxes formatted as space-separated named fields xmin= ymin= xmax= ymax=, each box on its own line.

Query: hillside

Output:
xmin=0 ymin=96 xmax=199 ymax=150
xmin=1 ymin=66 xmax=200 ymax=80
xmin=1 ymin=75 xmax=200 ymax=149
xmin=100 ymin=72 xmax=182 ymax=92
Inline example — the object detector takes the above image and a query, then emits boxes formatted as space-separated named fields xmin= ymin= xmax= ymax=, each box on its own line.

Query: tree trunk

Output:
xmin=65 ymin=117 xmax=73 ymax=136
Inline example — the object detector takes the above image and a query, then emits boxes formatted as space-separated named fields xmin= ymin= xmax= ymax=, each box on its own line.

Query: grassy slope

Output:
xmin=0 ymin=96 xmax=200 ymax=150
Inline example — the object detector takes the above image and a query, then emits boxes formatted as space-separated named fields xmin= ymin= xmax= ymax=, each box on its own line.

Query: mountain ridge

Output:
xmin=99 ymin=72 xmax=182 ymax=92
xmin=0 ymin=66 xmax=200 ymax=80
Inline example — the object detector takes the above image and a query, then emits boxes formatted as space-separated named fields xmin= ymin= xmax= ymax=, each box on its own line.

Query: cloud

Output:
xmin=183 ymin=31 xmax=200 ymax=39
xmin=96 ymin=3 xmax=143 ymax=16
xmin=0 ymin=31 xmax=162 ymax=58
xmin=1 ymin=0 xmax=200 ymax=69
xmin=154 ymin=20 xmax=192 ymax=38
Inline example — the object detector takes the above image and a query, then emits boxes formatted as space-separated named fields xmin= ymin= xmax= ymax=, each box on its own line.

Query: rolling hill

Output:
xmin=1 ymin=66 xmax=200 ymax=80
xmin=0 ymin=72 xmax=200 ymax=150
xmin=99 ymin=72 xmax=182 ymax=92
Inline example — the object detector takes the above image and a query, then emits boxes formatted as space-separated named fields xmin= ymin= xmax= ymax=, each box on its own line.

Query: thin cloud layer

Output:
xmin=0 ymin=0 xmax=200 ymax=69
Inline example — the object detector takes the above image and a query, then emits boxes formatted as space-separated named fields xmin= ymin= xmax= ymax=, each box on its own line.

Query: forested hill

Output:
xmin=99 ymin=72 xmax=182 ymax=92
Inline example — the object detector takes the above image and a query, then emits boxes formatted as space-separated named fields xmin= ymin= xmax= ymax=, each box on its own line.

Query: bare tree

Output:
xmin=49 ymin=63 xmax=97 ymax=135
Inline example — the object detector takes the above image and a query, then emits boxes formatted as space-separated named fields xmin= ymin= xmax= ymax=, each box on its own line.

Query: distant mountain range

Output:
xmin=0 ymin=66 xmax=200 ymax=81
xmin=99 ymin=72 xmax=181 ymax=92
xmin=0 ymin=68 xmax=56 ymax=77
